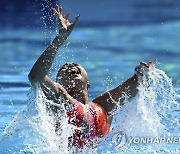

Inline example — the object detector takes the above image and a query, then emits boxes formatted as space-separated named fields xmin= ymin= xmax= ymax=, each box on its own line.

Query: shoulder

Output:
xmin=90 ymin=102 xmax=110 ymax=136
xmin=89 ymin=102 xmax=108 ymax=118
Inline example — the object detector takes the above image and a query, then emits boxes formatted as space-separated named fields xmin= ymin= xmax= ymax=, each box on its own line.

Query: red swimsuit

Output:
xmin=66 ymin=99 xmax=110 ymax=148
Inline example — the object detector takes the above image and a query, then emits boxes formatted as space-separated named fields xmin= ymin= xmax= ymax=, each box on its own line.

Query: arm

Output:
xmin=28 ymin=5 xmax=80 ymax=85
xmin=28 ymin=5 xmax=79 ymax=104
xmin=93 ymin=74 xmax=138 ymax=113
xmin=93 ymin=60 xmax=155 ymax=113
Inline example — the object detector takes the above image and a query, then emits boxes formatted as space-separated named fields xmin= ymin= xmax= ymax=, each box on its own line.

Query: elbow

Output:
xmin=28 ymin=70 xmax=46 ymax=85
xmin=28 ymin=71 xmax=36 ymax=84
xmin=28 ymin=73 xmax=32 ymax=82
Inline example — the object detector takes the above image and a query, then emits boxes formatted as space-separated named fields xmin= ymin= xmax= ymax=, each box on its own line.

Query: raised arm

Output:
xmin=93 ymin=60 xmax=156 ymax=114
xmin=93 ymin=74 xmax=138 ymax=113
xmin=28 ymin=5 xmax=80 ymax=85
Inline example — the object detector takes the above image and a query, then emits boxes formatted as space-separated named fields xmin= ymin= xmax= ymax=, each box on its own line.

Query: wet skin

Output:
xmin=28 ymin=4 xmax=154 ymax=131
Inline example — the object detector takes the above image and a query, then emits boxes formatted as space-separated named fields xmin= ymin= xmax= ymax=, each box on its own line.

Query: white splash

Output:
xmin=0 ymin=84 xmax=73 ymax=153
xmin=99 ymin=66 xmax=179 ymax=153
xmin=0 ymin=66 xmax=179 ymax=154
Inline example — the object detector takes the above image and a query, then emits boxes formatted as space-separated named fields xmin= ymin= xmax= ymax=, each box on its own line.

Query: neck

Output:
xmin=69 ymin=89 xmax=89 ymax=104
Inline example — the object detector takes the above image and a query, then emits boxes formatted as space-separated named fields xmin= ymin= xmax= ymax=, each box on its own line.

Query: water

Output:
xmin=0 ymin=60 xmax=179 ymax=153
xmin=98 ymin=67 xmax=179 ymax=153
xmin=0 ymin=84 xmax=73 ymax=153
xmin=0 ymin=18 xmax=180 ymax=153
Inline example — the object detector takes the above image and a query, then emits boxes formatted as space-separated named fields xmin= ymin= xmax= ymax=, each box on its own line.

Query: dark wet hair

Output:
xmin=56 ymin=62 xmax=80 ymax=82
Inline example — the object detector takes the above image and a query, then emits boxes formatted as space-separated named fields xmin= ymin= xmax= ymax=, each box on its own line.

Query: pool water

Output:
xmin=0 ymin=20 xmax=180 ymax=153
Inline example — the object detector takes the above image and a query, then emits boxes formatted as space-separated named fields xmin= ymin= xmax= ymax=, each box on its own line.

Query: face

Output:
xmin=56 ymin=63 xmax=90 ymax=92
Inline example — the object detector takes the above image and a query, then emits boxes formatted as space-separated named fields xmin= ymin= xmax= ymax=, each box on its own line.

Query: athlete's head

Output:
xmin=56 ymin=62 xmax=90 ymax=93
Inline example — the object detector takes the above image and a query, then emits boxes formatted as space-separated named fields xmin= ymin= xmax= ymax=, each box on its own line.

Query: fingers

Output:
xmin=147 ymin=59 xmax=157 ymax=65
xmin=52 ymin=4 xmax=71 ymax=20
xmin=67 ymin=14 xmax=80 ymax=29
xmin=52 ymin=4 xmax=62 ymax=15
xmin=73 ymin=14 xmax=80 ymax=25
xmin=135 ymin=59 xmax=156 ymax=77
xmin=140 ymin=59 xmax=157 ymax=68
xmin=52 ymin=7 xmax=58 ymax=14
xmin=140 ymin=62 xmax=149 ymax=68
xmin=52 ymin=4 xmax=80 ymax=29
xmin=64 ymin=11 xmax=71 ymax=20
xmin=56 ymin=4 xmax=62 ymax=14
xmin=135 ymin=62 xmax=149 ymax=76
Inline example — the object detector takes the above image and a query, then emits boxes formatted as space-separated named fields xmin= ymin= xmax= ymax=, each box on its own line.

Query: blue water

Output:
xmin=0 ymin=20 xmax=180 ymax=153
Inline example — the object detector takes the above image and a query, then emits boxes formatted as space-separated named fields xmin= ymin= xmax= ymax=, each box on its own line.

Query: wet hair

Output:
xmin=56 ymin=62 xmax=81 ymax=82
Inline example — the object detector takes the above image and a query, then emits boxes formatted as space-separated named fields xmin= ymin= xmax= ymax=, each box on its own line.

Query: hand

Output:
xmin=52 ymin=4 xmax=80 ymax=31
xmin=135 ymin=59 xmax=156 ymax=76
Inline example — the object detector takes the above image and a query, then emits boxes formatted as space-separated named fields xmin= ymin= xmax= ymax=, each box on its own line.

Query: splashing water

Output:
xmin=99 ymin=66 xmax=179 ymax=153
xmin=0 ymin=66 xmax=179 ymax=153
xmin=0 ymin=84 xmax=73 ymax=153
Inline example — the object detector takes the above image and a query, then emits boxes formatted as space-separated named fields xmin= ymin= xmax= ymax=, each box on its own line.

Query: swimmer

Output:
xmin=28 ymin=4 xmax=154 ymax=148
